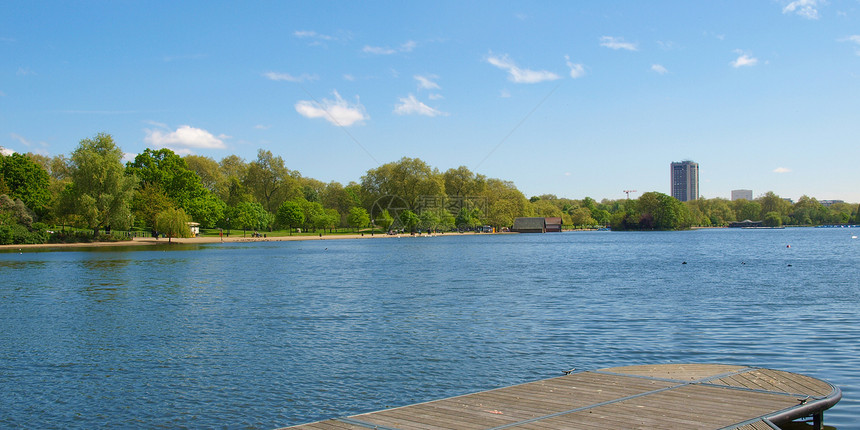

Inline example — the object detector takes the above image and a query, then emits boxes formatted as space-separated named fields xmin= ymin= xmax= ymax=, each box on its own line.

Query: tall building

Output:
xmin=731 ymin=189 xmax=753 ymax=201
xmin=670 ymin=160 xmax=699 ymax=202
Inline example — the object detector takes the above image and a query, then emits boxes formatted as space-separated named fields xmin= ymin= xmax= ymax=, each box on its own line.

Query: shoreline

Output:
xmin=0 ymin=231 xmax=486 ymax=251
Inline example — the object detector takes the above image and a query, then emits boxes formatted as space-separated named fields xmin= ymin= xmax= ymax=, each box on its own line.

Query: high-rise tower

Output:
xmin=670 ymin=160 xmax=699 ymax=202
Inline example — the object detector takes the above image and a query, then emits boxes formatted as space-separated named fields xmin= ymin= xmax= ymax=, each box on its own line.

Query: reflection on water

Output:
xmin=0 ymin=228 xmax=858 ymax=429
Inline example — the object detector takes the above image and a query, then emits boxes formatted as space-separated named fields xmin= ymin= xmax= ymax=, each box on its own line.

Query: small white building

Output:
xmin=187 ymin=222 xmax=200 ymax=237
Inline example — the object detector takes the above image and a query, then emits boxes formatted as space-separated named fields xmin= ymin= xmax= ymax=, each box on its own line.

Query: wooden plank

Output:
xmin=282 ymin=364 xmax=840 ymax=430
xmin=599 ymin=364 xmax=747 ymax=381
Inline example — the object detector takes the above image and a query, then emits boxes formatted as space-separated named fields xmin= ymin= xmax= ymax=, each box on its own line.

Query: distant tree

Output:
xmin=735 ymin=200 xmax=762 ymax=221
xmin=443 ymin=166 xmax=486 ymax=197
xmin=62 ymin=133 xmax=137 ymax=235
xmin=0 ymin=152 xmax=51 ymax=216
xmin=763 ymin=211 xmax=783 ymax=227
xmin=244 ymin=149 xmax=300 ymax=213
xmin=361 ymin=157 xmax=443 ymax=209
xmin=185 ymin=193 xmax=226 ymax=229
xmin=418 ymin=210 xmax=441 ymax=232
xmin=184 ymin=154 xmax=224 ymax=193
xmin=126 ymin=148 xmax=206 ymax=208
xmin=131 ymin=183 xmax=174 ymax=233
xmin=276 ymin=200 xmax=304 ymax=235
xmin=398 ymin=209 xmax=420 ymax=233
xmin=347 ymin=206 xmax=370 ymax=232
xmin=569 ymin=207 xmax=596 ymax=227
xmin=155 ymin=207 xmax=191 ymax=243
xmin=376 ymin=209 xmax=394 ymax=231
xmin=233 ymin=201 xmax=271 ymax=236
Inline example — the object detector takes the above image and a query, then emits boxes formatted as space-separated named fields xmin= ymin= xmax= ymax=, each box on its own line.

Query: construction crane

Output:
xmin=623 ymin=190 xmax=637 ymax=199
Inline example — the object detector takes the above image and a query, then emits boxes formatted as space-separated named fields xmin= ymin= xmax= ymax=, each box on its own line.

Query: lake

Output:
xmin=1 ymin=228 xmax=858 ymax=428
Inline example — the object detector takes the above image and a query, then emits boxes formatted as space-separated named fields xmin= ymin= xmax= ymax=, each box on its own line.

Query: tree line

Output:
xmin=2 ymin=132 xmax=859 ymax=244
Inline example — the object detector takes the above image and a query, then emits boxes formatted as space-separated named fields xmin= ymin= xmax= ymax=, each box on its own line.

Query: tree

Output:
xmin=155 ymin=207 xmax=191 ymax=243
xmin=418 ymin=210 xmax=441 ymax=232
xmin=131 ymin=183 xmax=174 ymax=233
xmin=244 ymin=149 xmax=300 ymax=213
xmin=763 ymin=211 xmax=783 ymax=227
xmin=276 ymin=200 xmax=305 ymax=234
xmin=126 ymin=148 xmax=206 ymax=208
xmin=184 ymin=154 xmax=224 ymax=193
xmin=233 ymin=201 xmax=271 ymax=236
xmin=0 ymin=152 xmax=51 ymax=216
xmin=185 ymin=193 xmax=226 ymax=229
xmin=569 ymin=207 xmax=596 ymax=227
xmin=376 ymin=209 xmax=394 ymax=231
xmin=398 ymin=209 xmax=420 ymax=233
xmin=361 ymin=157 xmax=443 ymax=210
xmin=443 ymin=166 xmax=486 ymax=198
xmin=757 ymin=192 xmax=790 ymax=220
xmin=63 ymin=133 xmax=137 ymax=235
xmin=347 ymin=206 xmax=370 ymax=232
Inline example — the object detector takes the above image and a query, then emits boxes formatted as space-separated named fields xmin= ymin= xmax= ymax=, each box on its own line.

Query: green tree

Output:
xmin=443 ymin=166 xmax=486 ymax=197
xmin=398 ymin=209 xmax=420 ymax=233
xmin=375 ymin=209 xmax=394 ymax=231
xmin=763 ymin=211 xmax=783 ymax=227
xmin=244 ymin=149 xmax=300 ymax=213
xmin=155 ymin=207 xmax=191 ymax=243
xmin=126 ymin=148 xmax=206 ymax=208
xmin=63 ymin=133 xmax=137 ymax=235
xmin=276 ymin=200 xmax=305 ymax=234
xmin=418 ymin=210 xmax=441 ymax=232
xmin=131 ymin=183 xmax=174 ymax=233
xmin=233 ymin=201 xmax=271 ymax=236
xmin=0 ymin=152 xmax=51 ymax=216
xmin=734 ymin=200 xmax=762 ymax=221
xmin=757 ymin=192 xmax=790 ymax=219
xmin=184 ymin=154 xmax=224 ymax=193
xmin=185 ymin=193 xmax=226 ymax=229
xmin=347 ymin=206 xmax=370 ymax=232
xmin=361 ymin=157 xmax=443 ymax=209
xmin=569 ymin=207 xmax=596 ymax=227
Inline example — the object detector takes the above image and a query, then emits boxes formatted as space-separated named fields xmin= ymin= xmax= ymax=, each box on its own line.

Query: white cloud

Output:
xmin=840 ymin=35 xmax=860 ymax=55
xmin=254 ymin=124 xmax=270 ymax=130
xmin=415 ymin=75 xmax=441 ymax=90
xmin=783 ymin=0 xmax=821 ymax=19
xmin=363 ymin=40 xmax=417 ymax=55
xmin=363 ymin=45 xmax=396 ymax=55
xmin=144 ymin=125 xmax=227 ymax=152
xmin=428 ymin=93 xmax=444 ymax=100
xmin=400 ymin=40 xmax=417 ymax=52
xmin=731 ymin=52 xmax=759 ymax=68
xmin=17 ymin=67 xmax=33 ymax=76
xmin=499 ymin=89 xmax=511 ymax=98
xmin=263 ymin=71 xmax=318 ymax=82
xmin=394 ymin=94 xmax=447 ymax=117
xmin=0 ymin=90 xmax=5 ymax=97
xmin=0 ymin=146 xmax=14 ymax=156
xmin=600 ymin=36 xmax=638 ymax=51
xmin=486 ymin=54 xmax=560 ymax=84
xmin=294 ymin=30 xmax=334 ymax=41
xmin=343 ymin=74 xmax=355 ymax=81
xmin=295 ymin=90 xmax=368 ymax=126
xmin=565 ymin=56 xmax=586 ymax=78
xmin=651 ymin=64 xmax=669 ymax=74
xmin=773 ymin=167 xmax=792 ymax=173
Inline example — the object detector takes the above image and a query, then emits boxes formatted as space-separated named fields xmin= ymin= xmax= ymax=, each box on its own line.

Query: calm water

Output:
xmin=1 ymin=228 xmax=858 ymax=428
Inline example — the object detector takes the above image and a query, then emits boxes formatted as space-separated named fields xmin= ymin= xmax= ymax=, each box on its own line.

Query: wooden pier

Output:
xmin=282 ymin=364 xmax=841 ymax=430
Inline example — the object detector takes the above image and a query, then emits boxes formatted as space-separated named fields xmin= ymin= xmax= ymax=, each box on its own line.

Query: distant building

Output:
xmin=670 ymin=160 xmax=699 ymax=202
xmin=545 ymin=217 xmax=563 ymax=232
xmin=512 ymin=217 xmax=546 ymax=233
xmin=731 ymin=189 xmax=753 ymax=201
xmin=820 ymin=200 xmax=844 ymax=207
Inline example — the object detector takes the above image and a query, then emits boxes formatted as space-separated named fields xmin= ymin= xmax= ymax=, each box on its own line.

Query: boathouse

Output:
xmin=729 ymin=219 xmax=763 ymax=228
xmin=512 ymin=217 xmax=546 ymax=233
xmin=545 ymin=217 xmax=563 ymax=232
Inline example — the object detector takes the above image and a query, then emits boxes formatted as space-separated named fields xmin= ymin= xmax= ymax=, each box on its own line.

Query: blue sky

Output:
xmin=2 ymin=1 xmax=860 ymax=202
